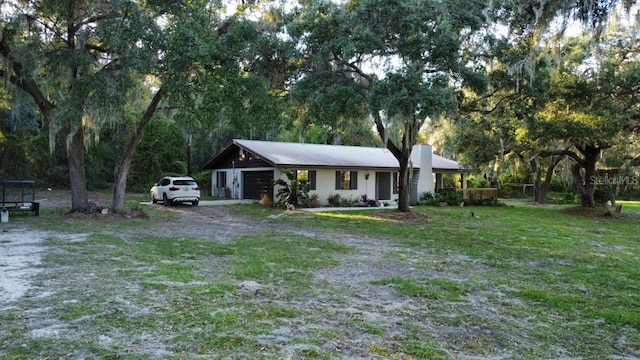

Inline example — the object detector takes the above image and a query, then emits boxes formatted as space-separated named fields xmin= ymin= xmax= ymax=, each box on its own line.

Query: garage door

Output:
xmin=242 ymin=170 xmax=274 ymax=200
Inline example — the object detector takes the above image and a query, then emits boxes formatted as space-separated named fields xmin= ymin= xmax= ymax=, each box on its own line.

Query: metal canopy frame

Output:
xmin=0 ymin=180 xmax=40 ymax=216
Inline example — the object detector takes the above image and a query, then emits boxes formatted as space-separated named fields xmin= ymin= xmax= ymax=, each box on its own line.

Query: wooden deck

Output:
xmin=457 ymin=188 xmax=499 ymax=205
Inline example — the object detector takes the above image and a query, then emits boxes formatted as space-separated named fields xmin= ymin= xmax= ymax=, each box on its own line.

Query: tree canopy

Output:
xmin=1 ymin=0 xmax=639 ymax=210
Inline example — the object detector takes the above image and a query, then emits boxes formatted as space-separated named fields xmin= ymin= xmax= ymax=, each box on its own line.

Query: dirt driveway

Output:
xmin=1 ymin=192 xmax=452 ymax=358
xmin=1 ymin=194 xmax=252 ymax=307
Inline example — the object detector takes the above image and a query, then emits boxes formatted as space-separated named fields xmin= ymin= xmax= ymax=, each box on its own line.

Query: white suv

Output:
xmin=150 ymin=176 xmax=200 ymax=206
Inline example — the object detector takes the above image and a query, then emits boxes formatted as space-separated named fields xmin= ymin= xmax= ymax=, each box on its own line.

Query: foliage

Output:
xmin=0 ymin=0 xmax=167 ymax=211
xmin=290 ymin=73 xmax=372 ymax=144
xmin=1 ymin=0 xmax=295 ymax=212
xmin=419 ymin=192 xmax=444 ymax=206
xmin=309 ymin=194 xmax=320 ymax=208
xmin=288 ymin=0 xmax=488 ymax=212
xmin=2 ymin=0 xmax=640 ymax=211
xmin=325 ymin=193 xmax=362 ymax=207
xmin=360 ymin=194 xmax=382 ymax=207
xmin=439 ymin=188 xmax=463 ymax=206
xmin=419 ymin=189 xmax=462 ymax=206
xmin=561 ymin=192 xmax=578 ymax=204
xmin=450 ymin=15 xmax=640 ymax=207
xmin=327 ymin=193 xmax=341 ymax=207
xmin=273 ymin=170 xmax=310 ymax=208
xmin=466 ymin=175 xmax=491 ymax=189
xmin=260 ymin=193 xmax=272 ymax=209
xmin=129 ymin=119 xmax=189 ymax=191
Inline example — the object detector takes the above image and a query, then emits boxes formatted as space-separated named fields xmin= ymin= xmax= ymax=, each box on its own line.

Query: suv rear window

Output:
xmin=173 ymin=180 xmax=197 ymax=186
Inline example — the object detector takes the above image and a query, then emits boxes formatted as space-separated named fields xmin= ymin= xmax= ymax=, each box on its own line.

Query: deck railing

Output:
xmin=456 ymin=188 xmax=499 ymax=205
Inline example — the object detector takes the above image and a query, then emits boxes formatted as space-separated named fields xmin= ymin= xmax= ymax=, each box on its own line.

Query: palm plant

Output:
xmin=274 ymin=170 xmax=310 ymax=208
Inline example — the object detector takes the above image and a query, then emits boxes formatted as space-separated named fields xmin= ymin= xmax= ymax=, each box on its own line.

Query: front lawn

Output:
xmin=0 ymin=200 xmax=638 ymax=359
xmin=244 ymin=200 xmax=640 ymax=358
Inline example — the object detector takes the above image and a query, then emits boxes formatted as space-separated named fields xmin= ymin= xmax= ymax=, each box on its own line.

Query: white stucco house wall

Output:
xmin=201 ymin=139 xmax=467 ymax=206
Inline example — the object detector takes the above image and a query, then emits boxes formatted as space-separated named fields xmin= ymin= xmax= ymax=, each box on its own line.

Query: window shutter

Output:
xmin=393 ymin=172 xmax=398 ymax=194
xmin=351 ymin=171 xmax=358 ymax=189
xmin=335 ymin=171 xmax=341 ymax=190
xmin=309 ymin=170 xmax=316 ymax=190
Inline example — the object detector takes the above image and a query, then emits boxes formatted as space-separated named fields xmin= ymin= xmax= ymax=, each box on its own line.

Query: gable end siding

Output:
xmin=216 ymin=150 xmax=271 ymax=169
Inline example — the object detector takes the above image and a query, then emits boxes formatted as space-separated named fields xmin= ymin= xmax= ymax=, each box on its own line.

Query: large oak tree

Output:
xmin=289 ymin=0 xmax=488 ymax=212
xmin=1 ymin=0 xmax=283 ymax=213
xmin=1 ymin=0 xmax=163 ymax=212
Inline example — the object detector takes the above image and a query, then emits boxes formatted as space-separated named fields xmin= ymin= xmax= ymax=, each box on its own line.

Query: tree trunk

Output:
xmin=528 ymin=156 xmax=541 ymax=202
xmin=535 ymin=155 xmax=565 ymax=203
xmin=65 ymin=124 xmax=89 ymax=213
xmin=111 ymin=161 xmax=130 ymax=214
xmin=397 ymin=151 xmax=411 ymax=212
xmin=570 ymin=145 xmax=600 ymax=207
xmin=111 ymin=89 xmax=164 ymax=213
xmin=372 ymin=112 xmax=420 ymax=213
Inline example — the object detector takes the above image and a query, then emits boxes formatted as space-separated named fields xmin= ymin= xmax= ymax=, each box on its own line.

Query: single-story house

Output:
xmin=201 ymin=139 xmax=468 ymax=206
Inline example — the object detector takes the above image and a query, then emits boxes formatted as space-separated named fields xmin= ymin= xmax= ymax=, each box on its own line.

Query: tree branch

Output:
xmin=540 ymin=148 xmax=584 ymax=166
xmin=332 ymin=53 xmax=374 ymax=85
xmin=460 ymin=86 xmax=517 ymax=114
xmin=372 ymin=111 xmax=401 ymax=158
xmin=70 ymin=11 xmax=121 ymax=34
xmin=0 ymin=35 xmax=55 ymax=118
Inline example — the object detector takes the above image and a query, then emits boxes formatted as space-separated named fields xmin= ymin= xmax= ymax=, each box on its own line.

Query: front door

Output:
xmin=376 ymin=172 xmax=391 ymax=200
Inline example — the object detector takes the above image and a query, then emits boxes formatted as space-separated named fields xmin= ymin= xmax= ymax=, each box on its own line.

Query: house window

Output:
xmin=296 ymin=170 xmax=316 ymax=190
xmin=335 ymin=171 xmax=357 ymax=190
xmin=216 ymin=172 xmax=227 ymax=188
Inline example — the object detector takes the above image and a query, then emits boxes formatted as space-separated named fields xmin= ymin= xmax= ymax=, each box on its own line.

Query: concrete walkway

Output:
xmin=143 ymin=199 xmax=395 ymax=212
xmin=140 ymin=199 xmax=256 ymax=206
xmin=298 ymin=205 xmax=395 ymax=212
xmin=198 ymin=200 xmax=395 ymax=212
xmin=198 ymin=199 xmax=256 ymax=206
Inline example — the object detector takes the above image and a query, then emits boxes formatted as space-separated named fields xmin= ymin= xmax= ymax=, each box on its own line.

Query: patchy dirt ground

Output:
xmin=2 ymin=192 xmax=444 ymax=358
xmin=3 ymin=192 xmax=636 ymax=359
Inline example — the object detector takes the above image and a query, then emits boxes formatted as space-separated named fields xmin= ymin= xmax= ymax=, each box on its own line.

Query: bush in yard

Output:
xmin=274 ymin=170 xmax=310 ymax=208
xmin=560 ymin=192 xmax=577 ymax=204
xmin=327 ymin=193 xmax=341 ymax=206
xmin=419 ymin=192 xmax=443 ymax=206
xmin=358 ymin=194 xmax=379 ymax=207
xmin=309 ymin=193 xmax=320 ymax=208
xmin=339 ymin=196 xmax=358 ymax=207
xmin=420 ymin=189 xmax=463 ymax=206
xmin=439 ymin=188 xmax=463 ymax=205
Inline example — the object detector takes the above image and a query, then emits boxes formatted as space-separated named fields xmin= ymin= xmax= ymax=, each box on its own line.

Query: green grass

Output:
xmin=211 ymin=233 xmax=350 ymax=283
xmin=372 ymin=276 xmax=470 ymax=301
xmin=240 ymin=200 xmax=640 ymax=357
xmin=1 ymin=200 xmax=639 ymax=359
